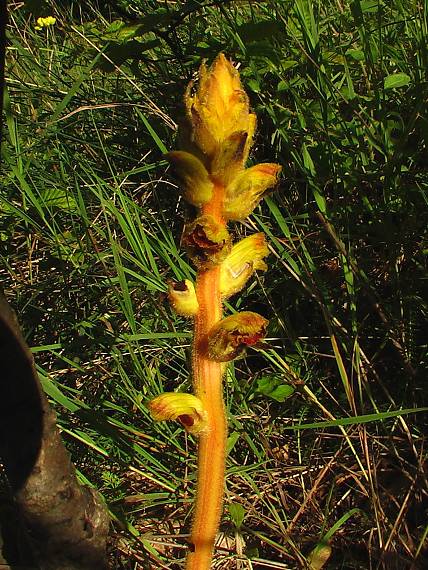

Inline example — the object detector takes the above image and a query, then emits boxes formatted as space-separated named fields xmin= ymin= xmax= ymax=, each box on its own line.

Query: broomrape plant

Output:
xmin=148 ymin=54 xmax=281 ymax=569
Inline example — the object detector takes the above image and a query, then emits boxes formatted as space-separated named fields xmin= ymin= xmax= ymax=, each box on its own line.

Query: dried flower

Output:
xmin=182 ymin=215 xmax=231 ymax=268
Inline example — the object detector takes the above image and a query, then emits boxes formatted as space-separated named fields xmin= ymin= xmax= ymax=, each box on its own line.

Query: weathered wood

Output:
xmin=0 ymin=294 xmax=110 ymax=569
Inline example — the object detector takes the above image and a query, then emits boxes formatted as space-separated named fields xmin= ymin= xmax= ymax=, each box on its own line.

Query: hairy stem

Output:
xmin=186 ymin=185 xmax=227 ymax=569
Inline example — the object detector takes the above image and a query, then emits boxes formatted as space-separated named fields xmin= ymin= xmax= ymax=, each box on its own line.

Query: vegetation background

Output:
xmin=1 ymin=0 xmax=427 ymax=568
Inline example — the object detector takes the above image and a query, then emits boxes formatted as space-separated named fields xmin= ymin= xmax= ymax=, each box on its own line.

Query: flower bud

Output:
xmin=183 ymin=53 xmax=257 ymax=184
xmin=182 ymin=214 xmax=231 ymax=268
xmin=168 ymin=280 xmax=199 ymax=316
xmin=220 ymin=233 xmax=269 ymax=298
xmin=165 ymin=151 xmax=213 ymax=206
xmin=207 ymin=311 xmax=268 ymax=362
xmin=148 ymin=392 xmax=208 ymax=435
xmin=224 ymin=163 xmax=282 ymax=220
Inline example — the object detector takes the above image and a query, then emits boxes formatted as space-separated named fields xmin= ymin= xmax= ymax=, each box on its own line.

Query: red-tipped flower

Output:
xmin=207 ymin=311 xmax=268 ymax=362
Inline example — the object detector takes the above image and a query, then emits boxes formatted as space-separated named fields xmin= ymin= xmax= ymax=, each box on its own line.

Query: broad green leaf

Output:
xmin=384 ymin=73 xmax=411 ymax=90
xmin=40 ymin=188 xmax=77 ymax=211
xmin=226 ymin=431 xmax=240 ymax=455
xmin=346 ymin=49 xmax=365 ymax=61
xmin=256 ymin=376 xmax=295 ymax=402
xmin=359 ymin=0 xmax=379 ymax=12
xmin=228 ymin=502 xmax=245 ymax=529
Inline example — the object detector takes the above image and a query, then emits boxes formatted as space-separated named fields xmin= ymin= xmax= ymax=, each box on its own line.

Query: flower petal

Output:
xmin=148 ymin=393 xmax=208 ymax=434
xmin=210 ymin=131 xmax=248 ymax=185
xmin=224 ymin=163 xmax=282 ymax=220
xmin=207 ymin=311 xmax=268 ymax=362
xmin=166 ymin=151 xmax=213 ymax=206
xmin=220 ymin=233 xmax=269 ymax=298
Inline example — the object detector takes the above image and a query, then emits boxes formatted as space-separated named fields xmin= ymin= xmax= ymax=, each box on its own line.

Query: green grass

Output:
xmin=2 ymin=1 xmax=427 ymax=568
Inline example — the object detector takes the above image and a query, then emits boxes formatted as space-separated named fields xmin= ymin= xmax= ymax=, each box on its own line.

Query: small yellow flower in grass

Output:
xmin=207 ymin=311 xmax=268 ymax=362
xmin=224 ymin=163 xmax=282 ymax=221
xmin=182 ymin=214 xmax=231 ymax=268
xmin=168 ymin=279 xmax=199 ymax=317
xmin=165 ymin=151 xmax=213 ymax=206
xmin=35 ymin=16 xmax=56 ymax=30
xmin=220 ymin=233 xmax=269 ymax=298
xmin=148 ymin=393 xmax=208 ymax=435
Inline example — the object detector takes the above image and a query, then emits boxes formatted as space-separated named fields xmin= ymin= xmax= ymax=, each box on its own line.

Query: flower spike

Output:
xmin=160 ymin=53 xmax=281 ymax=570
xmin=148 ymin=393 xmax=208 ymax=435
xmin=207 ymin=311 xmax=268 ymax=362
xmin=185 ymin=54 xmax=252 ymax=153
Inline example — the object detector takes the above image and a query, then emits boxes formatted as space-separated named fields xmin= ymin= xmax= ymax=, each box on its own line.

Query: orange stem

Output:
xmin=186 ymin=184 xmax=227 ymax=570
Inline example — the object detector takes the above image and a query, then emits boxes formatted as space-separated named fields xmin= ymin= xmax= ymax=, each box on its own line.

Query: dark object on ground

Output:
xmin=0 ymin=293 xmax=110 ymax=569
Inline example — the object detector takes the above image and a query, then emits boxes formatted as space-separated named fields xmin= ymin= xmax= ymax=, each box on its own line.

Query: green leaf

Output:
xmin=307 ymin=541 xmax=332 ymax=569
xmin=284 ymin=407 xmax=428 ymax=430
xmin=226 ymin=431 xmax=240 ymax=455
xmin=39 ymin=373 xmax=82 ymax=413
xmin=302 ymin=144 xmax=316 ymax=176
xmin=346 ymin=48 xmax=365 ymax=62
xmin=53 ymin=231 xmax=85 ymax=266
xmin=228 ymin=502 xmax=245 ymax=529
xmin=359 ymin=0 xmax=379 ymax=12
xmin=313 ymin=188 xmax=327 ymax=213
xmin=247 ymin=78 xmax=260 ymax=93
xmin=40 ymin=188 xmax=78 ymax=211
xmin=256 ymin=376 xmax=295 ymax=402
xmin=384 ymin=73 xmax=411 ymax=90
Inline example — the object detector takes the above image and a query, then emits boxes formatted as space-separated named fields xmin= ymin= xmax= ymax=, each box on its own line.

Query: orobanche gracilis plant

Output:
xmin=148 ymin=54 xmax=281 ymax=569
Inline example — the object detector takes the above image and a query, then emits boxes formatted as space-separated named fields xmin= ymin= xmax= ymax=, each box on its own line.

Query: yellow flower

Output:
xmin=168 ymin=279 xmax=199 ymax=317
xmin=184 ymin=54 xmax=256 ymax=169
xmin=207 ymin=311 xmax=268 ymax=362
xmin=165 ymin=151 xmax=213 ymax=206
xmin=224 ymin=163 xmax=282 ymax=220
xmin=35 ymin=16 xmax=56 ymax=30
xmin=220 ymin=233 xmax=269 ymax=298
xmin=148 ymin=393 xmax=208 ymax=435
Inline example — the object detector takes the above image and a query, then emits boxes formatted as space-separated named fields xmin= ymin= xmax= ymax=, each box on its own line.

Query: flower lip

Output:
xmin=148 ymin=392 xmax=208 ymax=435
xmin=178 ymin=414 xmax=195 ymax=428
xmin=224 ymin=163 xmax=282 ymax=221
xmin=240 ymin=333 xmax=262 ymax=346
xmin=165 ymin=151 xmax=213 ymax=206
xmin=172 ymin=280 xmax=188 ymax=292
